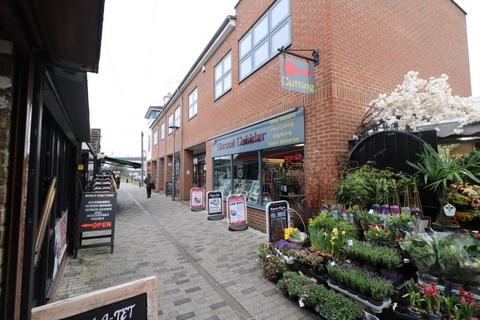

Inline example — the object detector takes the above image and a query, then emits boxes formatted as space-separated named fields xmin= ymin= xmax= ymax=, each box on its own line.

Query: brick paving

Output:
xmin=57 ymin=183 xmax=314 ymax=320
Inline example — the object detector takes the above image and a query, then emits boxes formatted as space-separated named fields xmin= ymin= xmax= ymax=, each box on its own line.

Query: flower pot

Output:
xmin=372 ymin=204 xmax=381 ymax=214
xmin=393 ymin=305 xmax=424 ymax=320
xmin=381 ymin=204 xmax=391 ymax=215
xmin=427 ymin=313 xmax=442 ymax=320
xmin=369 ymin=298 xmax=384 ymax=307
xmin=390 ymin=205 xmax=400 ymax=214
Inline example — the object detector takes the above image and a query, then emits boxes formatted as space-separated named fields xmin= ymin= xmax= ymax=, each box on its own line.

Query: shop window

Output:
xmin=189 ymin=88 xmax=198 ymax=119
xmin=214 ymin=51 xmax=232 ymax=100
xmin=161 ymin=123 xmax=165 ymax=140
xmin=233 ymin=152 xmax=260 ymax=204
xmin=213 ymin=155 xmax=232 ymax=196
xmin=168 ymin=114 xmax=174 ymax=134
xmin=262 ymin=146 xmax=304 ymax=205
xmin=153 ymin=129 xmax=158 ymax=145
xmin=239 ymin=0 xmax=291 ymax=81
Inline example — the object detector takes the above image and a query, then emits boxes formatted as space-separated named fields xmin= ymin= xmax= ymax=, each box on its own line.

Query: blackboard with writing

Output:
xmin=165 ymin=182 xmax=173 ymax=196
xmin=62 ymin=293 xmax=147 ymax=320
xmin=79 ymin=192 xmax=116 ymax=232
xmin=266 ymin=201 xmax=289 ymax=243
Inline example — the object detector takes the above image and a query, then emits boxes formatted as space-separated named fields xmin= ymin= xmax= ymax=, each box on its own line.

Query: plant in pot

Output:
xmin=459 ymin=288 xmax=478 ymax=320
xmin=402 ymin=281 xmax=425 ymax=318
xmin=408 ymin=145 xmax=480 ymax=227
xmin=420 ymin=282 xmax=442 ymax=319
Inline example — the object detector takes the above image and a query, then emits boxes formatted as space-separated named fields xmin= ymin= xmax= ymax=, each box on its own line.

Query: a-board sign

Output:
xmin=226 ymin=194 xmax=248 ymax=231
xmin=190 ymin=187 xmax=205 ymax=211
xmin=79 ymin=192 xmax=117 ymax=232
xmin=266 ymin=201 xmax=290 ymax=243
xmin=207 ymin=191 xmax=223 ymax=220
xmin=165 ymin=182 xmax=173 ymax=196
xmin=31 ymin=276 xmax=159 ymax=320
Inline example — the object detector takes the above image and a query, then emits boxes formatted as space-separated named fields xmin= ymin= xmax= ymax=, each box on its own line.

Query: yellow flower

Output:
xmin=284 ymin=227 xmax=298 ymax=240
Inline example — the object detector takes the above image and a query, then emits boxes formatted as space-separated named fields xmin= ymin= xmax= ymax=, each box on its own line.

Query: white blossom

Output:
xmin=369 ymin=71 xmax=480 ymax=131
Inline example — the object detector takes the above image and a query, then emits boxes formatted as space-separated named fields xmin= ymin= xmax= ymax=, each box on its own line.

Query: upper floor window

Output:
xmin=161 ymin=123 xmax=165 ymax=140
xmin=189 ymin=88 xmax=198 ymax=119
xmin=153 ymin=129 xmax=158 ymax=145
xmin=168 ymin=114 xmax=174 ymax=134
xmin=214 ymin=51 xmax=232 ymax=100
xmin=174 ymin=106 xmax=181 ymax=127
xmin=239 ymin=0 xmax=291 ymax=81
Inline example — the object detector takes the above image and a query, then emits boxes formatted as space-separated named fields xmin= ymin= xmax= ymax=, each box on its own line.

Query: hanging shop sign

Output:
xmin=77 ymin=192 xmax=117 ymax=254
xmin=226 ymin=194 xmax=248 ymax=231
xmin=212 ymin=108 xmax=305 ymax=157
xmin=207 ymin=190 xmax=224 ymax=220
xmin=280 ymin=55 xmax=315 ymax=94
xmin=31 ymin=276 xmax=159 ymax=320
xmin=266 ymin=201 xmax=290 ymax=243
xmin=190 ymin=187 xmax=205 ymax=211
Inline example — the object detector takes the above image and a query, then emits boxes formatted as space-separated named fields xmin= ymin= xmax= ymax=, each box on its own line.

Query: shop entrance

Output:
xmin=193 ymin=154 xmax=206 ymax=188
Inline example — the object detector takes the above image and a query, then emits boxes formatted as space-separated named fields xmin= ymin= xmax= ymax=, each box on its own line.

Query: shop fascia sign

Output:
xmin=211 ymin=108 xmax=305 ymax=157
xmin=279 ymin=55 xmax=315 ymax=94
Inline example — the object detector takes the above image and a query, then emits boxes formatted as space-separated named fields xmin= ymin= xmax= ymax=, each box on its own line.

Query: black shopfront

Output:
xmin=212 ymin=108 xmax=306 ymax=208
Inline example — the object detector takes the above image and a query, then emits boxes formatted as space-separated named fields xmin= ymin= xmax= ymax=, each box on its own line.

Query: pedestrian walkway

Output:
xmin=57 ymin=183 xmax=314 ymax=320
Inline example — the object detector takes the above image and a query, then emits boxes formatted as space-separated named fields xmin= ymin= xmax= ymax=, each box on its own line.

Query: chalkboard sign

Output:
xmin=207 ymin=191 xmax=223 ymax=220
xmin=62 ymin=293 xmax=147 ymax=320
xmin=165 ymin=182 xmax=173 ymax=196
xmin=79 ymin=192 xmax=116 ymax=232
xmin=31 ymin=277 xmax=159 ymax=320
xmin=77 ymin=192 xmax=117 ymax=254
xmin=266 ymin=201 xmax=290 ymax=243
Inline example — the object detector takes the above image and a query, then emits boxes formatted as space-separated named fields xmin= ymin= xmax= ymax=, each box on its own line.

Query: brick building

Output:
xmin=147 ymin=0 xmax=471 ymax=231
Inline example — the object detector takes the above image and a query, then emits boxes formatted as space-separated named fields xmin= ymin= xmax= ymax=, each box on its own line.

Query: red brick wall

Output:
xmin=150 ymin=0 xmax=470 ymax=231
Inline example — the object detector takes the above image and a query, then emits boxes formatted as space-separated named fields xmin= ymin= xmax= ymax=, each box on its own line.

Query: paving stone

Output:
xmin=176 ymin=312 xmax=195 ymax=320
xmin=209 ymin=301 xmax=227 ymax=310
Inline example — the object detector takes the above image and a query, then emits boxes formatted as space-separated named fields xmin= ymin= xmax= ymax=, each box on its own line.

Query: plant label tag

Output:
xmin=298 ymin=299 xmax=305 ymax=308
xmin=368 ymin=209 xmax=374 ymax=214
xmin=347 ymin=239 xmax=353 ymax=247
xmin=443 ymin=203 xmax=456 ymax=217
xmin=330 ymin=261 xmax=336 ymax=266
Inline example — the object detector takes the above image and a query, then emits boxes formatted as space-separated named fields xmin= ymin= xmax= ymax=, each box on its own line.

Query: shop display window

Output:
xmin=232 ymin=152 xmax=259 ymax=204
xmin=262 ymin=146 xmax=304 ymax=205
xmin=213 ymin=156 xmax=232 ymax=196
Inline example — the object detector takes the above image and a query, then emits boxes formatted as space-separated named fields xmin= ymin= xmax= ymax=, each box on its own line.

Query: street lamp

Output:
xmin=169 ymin=125 xmax=180 ymax=201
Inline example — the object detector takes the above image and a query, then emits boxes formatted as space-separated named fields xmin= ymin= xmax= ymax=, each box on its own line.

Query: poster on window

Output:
xmin=226 ymin=194 xmax=248 ymax=231
xmin=53 ymin=211 xmax=68 ymax=280
xmin=190 ymin=187 xmax=205 ymax=211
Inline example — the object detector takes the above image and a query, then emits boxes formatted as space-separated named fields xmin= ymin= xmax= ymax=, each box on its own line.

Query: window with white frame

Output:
xmin=189 ymin=88 xmax=198 ymax=119
xmin=153 ymin=129 xmax=158 ymax=145
xmin=239 ymin=0 xmax=291 ymax=81
xmin=161 ymin=123 xmax=165 ymax=140
xmin=168 ymin=114 xmax=174 ymax=134
xmin=214 ymin=51 xmax=232 ymax=100
xmin=174 ymin=106 xmax=181 ymax=127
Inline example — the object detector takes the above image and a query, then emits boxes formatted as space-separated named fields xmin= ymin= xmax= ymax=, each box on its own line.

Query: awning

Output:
xmin=104 ymin=156 xmax=141 ymax=169
xmin=417 ymin=120 xmax=480 ymax=143
xmin=44 ymin=67 xmax=90 ymax=142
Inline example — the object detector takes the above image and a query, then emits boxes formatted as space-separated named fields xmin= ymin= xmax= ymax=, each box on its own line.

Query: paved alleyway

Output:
xmin=57 ymin=183 xmax=314 ymax=320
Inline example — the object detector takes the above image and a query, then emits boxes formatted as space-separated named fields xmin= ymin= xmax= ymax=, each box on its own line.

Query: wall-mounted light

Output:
xmin=458 ymin=136 xmax=480 ymax=141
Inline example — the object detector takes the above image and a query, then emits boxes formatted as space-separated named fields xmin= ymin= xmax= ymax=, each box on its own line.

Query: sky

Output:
xmin=89 ymin=0 xmax=480 ymax=157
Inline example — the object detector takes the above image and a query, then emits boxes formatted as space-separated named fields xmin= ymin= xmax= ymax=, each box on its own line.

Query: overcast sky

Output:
xmin=89 ymin=0 xmax=480 ymax=157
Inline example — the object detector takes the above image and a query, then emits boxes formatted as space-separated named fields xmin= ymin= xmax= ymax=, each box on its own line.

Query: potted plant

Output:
xmin=419 ymin=282 xmax=442 ymax=319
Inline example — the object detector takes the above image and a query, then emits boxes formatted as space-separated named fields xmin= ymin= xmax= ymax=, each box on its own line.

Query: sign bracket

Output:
xmin=278 ymin=46 xmax=319 ymax=66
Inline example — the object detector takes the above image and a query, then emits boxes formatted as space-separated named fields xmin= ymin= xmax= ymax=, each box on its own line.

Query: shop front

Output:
xmin=211 ymin=108 xmax=305 ymax=228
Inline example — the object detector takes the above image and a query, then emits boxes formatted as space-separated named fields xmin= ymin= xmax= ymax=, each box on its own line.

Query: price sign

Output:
xmin=226 ymin=194 xmax=248 ymax=231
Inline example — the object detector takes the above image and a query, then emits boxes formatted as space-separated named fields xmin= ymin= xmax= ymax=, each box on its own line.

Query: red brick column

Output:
xmin=181 ymin=149 xmax=194 ymax=201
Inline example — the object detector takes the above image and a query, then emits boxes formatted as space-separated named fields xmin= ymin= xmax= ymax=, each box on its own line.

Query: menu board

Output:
xmin=266 ymin=201 xmax=290 ymax=243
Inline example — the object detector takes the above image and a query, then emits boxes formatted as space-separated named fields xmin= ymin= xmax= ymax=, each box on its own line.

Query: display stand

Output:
xmin=207 ymin=191 xmax=224 ymax=220
xmin=226 ymin=194 xmax=248 ymax=231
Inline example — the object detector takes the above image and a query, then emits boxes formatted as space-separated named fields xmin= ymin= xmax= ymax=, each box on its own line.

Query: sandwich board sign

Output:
xmin=31 ymin=276 xmax=159 ymax=320
xmin=226 ymin=194 xmax=248 ymax=231
xmin=190 ymin=187 xmax=205 ymax=211
xmin=266 ymin=201 xmax=290 ymax=243
xmin=207 ymin=190 xmax=223 ymax=220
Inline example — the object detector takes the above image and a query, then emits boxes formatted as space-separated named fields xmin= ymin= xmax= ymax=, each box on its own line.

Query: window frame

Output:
xmin=188 ymin=88 xmax=198 ymax=119
xmin=214 ymin=51 xmax=232 ymax=101
xmin=153 ymin=129 xmax=158 ymax=145
xmin=160 ymin=122 xmax=165 ymax=140
xmin=238 ymin=0 xmax=291 ymax=82
xmin=174 ymin=106 xmax=181 ymax=127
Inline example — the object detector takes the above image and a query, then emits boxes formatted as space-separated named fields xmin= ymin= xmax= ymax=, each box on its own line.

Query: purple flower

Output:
xmin=275 ymin=240 xmax=295 ymax=248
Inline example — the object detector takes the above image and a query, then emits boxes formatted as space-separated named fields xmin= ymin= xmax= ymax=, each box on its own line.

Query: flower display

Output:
xmin=368 ymin=71 xmax=480 ymax=132
xmin=284 ymin=227 xmax=299 ymax=240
